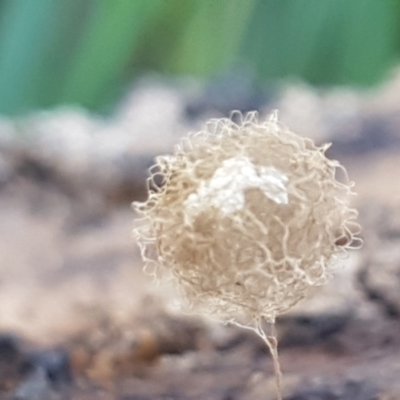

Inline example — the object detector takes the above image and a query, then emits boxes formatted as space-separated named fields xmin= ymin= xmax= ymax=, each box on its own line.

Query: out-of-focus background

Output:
xmin=0 ymin=0 xmax=399 ymax=115
xmin=1 ymin=1 xmax=400 ymax=399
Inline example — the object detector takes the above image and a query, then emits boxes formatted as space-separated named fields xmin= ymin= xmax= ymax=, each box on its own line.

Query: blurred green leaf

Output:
xmin=337 ymin=0 xmax=398 ymax=85
xmin=27 ymin=1 xmax=93 ymax=109
xmin=131 ymin=0 xmax=194 ymax=74
xmin=240 ymin=0 xmax=400 ymax=86
xmin=0 ymin=0 xmax=64 ymax=115
xmin=169 ymin=0 xmax=257 ymax=75
xmin=59 ymin=0 xmax=164 ymax=110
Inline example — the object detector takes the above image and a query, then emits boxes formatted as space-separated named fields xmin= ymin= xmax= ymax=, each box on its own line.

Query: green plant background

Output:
xmin=0 ymin=0 xmax=399 ymax=116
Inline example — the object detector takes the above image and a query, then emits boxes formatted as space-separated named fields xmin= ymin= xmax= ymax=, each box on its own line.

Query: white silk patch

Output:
xmin=184 ymin=156 xmax=288 ymax=216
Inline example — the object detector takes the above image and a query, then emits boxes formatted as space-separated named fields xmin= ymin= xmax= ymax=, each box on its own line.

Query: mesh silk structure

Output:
xmin=133 ymin=112 xmax=360 ymax=328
